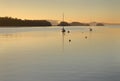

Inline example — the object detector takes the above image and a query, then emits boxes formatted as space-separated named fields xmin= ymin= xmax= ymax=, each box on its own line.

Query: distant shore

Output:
xmin=0 ymin=17 xmax=105 ymax=27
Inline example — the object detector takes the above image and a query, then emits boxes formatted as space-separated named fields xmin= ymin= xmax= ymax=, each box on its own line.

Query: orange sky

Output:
xmin=0 ymin=0 xmax=120 ymax=23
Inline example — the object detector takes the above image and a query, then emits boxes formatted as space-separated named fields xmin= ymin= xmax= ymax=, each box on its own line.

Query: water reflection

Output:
xmin=61 ymin=27 xmax=94 ymax=52
xmin=0 ymin=26 xmax=120 ymax=81
xmin=0 ymin=33 xmax=16 ymax=38
xmin=62 ymin=32 xmax=65 ymax=52
xmin=61 ymin=30 xmax=72 ymax=52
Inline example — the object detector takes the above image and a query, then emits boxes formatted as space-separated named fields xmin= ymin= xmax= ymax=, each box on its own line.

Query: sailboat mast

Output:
xmin=63 ymin=13 xmax=64 ymax=29
xmin=61 ymin=13 xmax=66 ymax=32
xmin=63 ymin=13 xmax=64 ymax=22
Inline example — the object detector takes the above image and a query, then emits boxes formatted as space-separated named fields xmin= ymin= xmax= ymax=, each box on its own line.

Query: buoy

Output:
xmin=85 ymin=36 xmax=88 ymax=39
xmin=67 ymin=31 xmax=70 ymax=33
xmin=90 ymin=28 xmax=92 ymax=31
xmin=69 ymin=39 xmax=71 ymax=42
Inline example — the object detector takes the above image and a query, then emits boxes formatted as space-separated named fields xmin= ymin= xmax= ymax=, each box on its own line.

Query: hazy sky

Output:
xmin=0 ymin=0 xmax=120 ymax=23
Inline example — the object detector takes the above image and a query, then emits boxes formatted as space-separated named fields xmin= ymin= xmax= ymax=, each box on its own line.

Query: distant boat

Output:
xmin=89 ymin=28 xmax=93 ymax=31
xmin=62 ymin=27 xmax=66 ymax=32
xmin=89 ymin=24 xmax=93 ymax=31
xmin=61 ymin=13 xmax=66 ymax=33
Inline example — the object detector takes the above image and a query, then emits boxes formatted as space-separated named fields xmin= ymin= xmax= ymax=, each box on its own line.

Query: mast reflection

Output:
xmin=62 ymin=32 xmax=65 ymax=52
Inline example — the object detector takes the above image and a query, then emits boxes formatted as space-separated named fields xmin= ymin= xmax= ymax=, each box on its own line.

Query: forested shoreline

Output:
xmin=0 ymin=17 xmax=52 ymax=26
xmin=0 ymin=17 xmax=104 ymax=27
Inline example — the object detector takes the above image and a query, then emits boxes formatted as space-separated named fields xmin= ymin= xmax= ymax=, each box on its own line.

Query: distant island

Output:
xmin=0 ymin=17 xmax=105 ymax=27
xmin=96 ymin=23 xmax=104 ymax=26
xmin=57 ymin=21 xmax=104 ymax=26
xmin=70 ymin=22 xmax=90 ymax=26
xmin=58 ymin=21 xmax=90 ymax=26
xmin=58 ymin=21 xmax=71 ymax=26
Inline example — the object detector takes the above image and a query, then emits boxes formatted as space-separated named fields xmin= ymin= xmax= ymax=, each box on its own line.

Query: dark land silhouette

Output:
xmin=70 ymin=22 xmax=90 ymax=26
xmin=96 ymin=23 xmax=104 ymax=26
xmin=58 ymin=21 xmax=70 ymax=26
xmin=58 ymin=21 xmax=90 ymax=26
xmin=0 ymin=17 xmax=104 ymax=27
xmin=0 ymin=17 xmax=52 ymax=26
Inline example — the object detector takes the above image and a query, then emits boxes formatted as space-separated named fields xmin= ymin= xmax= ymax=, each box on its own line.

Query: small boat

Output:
xmin=61 ymin=13 xmax=66 ymax=33
xmin=62 ymin=27 xmax=66 ymax=32
xmin=89 ymin=28 xmax=93 ymax=31
xmin=85 ymin=36 xmax=88 ymax=39
xmin=67 ymin=31 xmax=70 ymax=33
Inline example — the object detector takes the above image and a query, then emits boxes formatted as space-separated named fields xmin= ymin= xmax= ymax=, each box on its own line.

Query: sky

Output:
xmin=0 ymin=0 xmax=120 ymax=23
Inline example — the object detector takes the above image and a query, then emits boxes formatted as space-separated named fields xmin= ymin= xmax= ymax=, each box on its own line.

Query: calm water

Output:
xmin=0 ymin=26 xmax=120 ymax=81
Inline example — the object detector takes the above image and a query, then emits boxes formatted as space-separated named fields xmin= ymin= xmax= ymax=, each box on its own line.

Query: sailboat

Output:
xmin=62 ymin=27 xmax=66 ymax=32
xmin=89 ymin=28 xmax=93 ymax=31
xmin=61 ymin=13 xmax=66 ymax=33
xmin=89 ymin=22 xmax=93 ymax=31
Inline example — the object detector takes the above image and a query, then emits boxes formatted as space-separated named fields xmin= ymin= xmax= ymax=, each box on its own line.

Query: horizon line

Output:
xmin=0 ymin=16 xmax=120 ymax=24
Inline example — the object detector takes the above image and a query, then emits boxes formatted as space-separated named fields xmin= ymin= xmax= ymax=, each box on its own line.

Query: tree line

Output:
xmin=0 ymin=17 xmax=52 ymax=26
xmin=0 ymin=17 xmax=104 ymax=27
